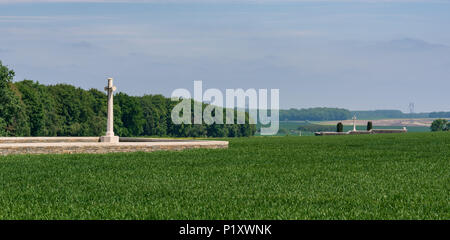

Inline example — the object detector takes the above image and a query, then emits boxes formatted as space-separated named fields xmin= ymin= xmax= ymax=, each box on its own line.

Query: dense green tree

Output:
xmin=0 ymin=61 xmax=29 ymax=136
xmin=431 ymin=119 xmax=449 ymax=132
xmin=46 ymin=84 xmax=101 ymax=136
xmin=207 ymin=123 xmax=228 ymax=137
xmin=88 ymin=88 xmax=108 ymax=136
xmin=15 ymin=80 xmax=46 ymax=136
xmin=227 ymin=124 xmax=240 ymax=137
xmin=239 ymin=112 xmax=256 ymax=137
xmin=0 ymin=117 xmax=6 ymax=136
xmin=337 ymin=122 xmax=344 ymax=132
xmin=367 ymin=121 xmax=373 ymax=131
xmin=115 ymin=93 xmax=145 ymax=137
xmin=141 ymin=94 xmax=168 ymax=136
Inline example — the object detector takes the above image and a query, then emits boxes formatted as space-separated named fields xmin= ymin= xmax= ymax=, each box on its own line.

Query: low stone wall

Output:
xmin=0 ymin=137 xmax=101 ymax=143
xmin=348 ymin=130 xmax=372 ymax=135
xmin=371 ymin=129 xmax=408 ymax=134
xmin=314 ymin=132 xmax=348 ymax=136
xmin=0 ymin=141 xmax=228 ymax=156
xmin=315 ymin=129 xmax=408 ymax=136
xmin=119 ymin=137 xmax=200 ymax=142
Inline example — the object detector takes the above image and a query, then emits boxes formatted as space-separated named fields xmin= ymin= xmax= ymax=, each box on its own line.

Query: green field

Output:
xmin=0 ymin=132 xmax=449 ymax=219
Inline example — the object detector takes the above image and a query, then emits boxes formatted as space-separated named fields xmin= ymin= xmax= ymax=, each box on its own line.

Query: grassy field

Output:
xmin=0 ymin=132 xmax=449 ymax=219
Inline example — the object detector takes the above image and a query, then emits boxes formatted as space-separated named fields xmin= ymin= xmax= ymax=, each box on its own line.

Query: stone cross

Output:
xmin=101 ymin=78 xmax=119 ymax=143
xmin=352 ymin=115 xmax=357 ymax=132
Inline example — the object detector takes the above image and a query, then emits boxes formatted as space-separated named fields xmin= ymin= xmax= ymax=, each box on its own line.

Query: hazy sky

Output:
xmin=1 ymin=0 xmax=449 ymax=112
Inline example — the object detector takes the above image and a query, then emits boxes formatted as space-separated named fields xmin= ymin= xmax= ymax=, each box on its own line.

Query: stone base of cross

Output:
xmin=101 ymin=77 xmax=119 ymax=143
xmin=100 ymin=135 xmax=119 ymax=143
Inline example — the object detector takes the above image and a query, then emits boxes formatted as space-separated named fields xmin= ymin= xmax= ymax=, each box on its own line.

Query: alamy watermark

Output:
xmin=171 ymin=81 xmax=279 ymax=135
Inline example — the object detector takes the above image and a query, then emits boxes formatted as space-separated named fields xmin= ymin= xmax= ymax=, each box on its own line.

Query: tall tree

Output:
xmin=116 ymin=93 xmax=145 ymax=137
xmin=337 ymin=122 xmax=344 ymax=132
xmin=15 ymin=80 xmax=45 ymax=136
xmin=367 ymin=121 xmax=373 ymax=131
xmin=0 ymin=61 xmax=29 ymax=136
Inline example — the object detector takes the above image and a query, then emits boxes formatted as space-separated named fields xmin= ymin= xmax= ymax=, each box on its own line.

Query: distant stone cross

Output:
xmin=352 ymin=115 xmax=357 ymax=132
xmin=101 ymin=78 xmax=119 ymax=143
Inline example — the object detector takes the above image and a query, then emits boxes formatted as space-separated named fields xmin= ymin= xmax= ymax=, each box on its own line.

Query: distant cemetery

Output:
xmin=315 ymin=116 xmax=408 ymax=136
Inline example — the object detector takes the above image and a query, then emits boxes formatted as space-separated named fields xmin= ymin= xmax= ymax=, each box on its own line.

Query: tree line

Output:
xmin=429 ymin=112 xmax=450 ymax=118
xmin=280 ymin=109 xmax=450 ymax=121
xmin=0 ymin=61 xmax=255 ymax=137
xmin=280 ymin=108 xmax=351 ymax=121
xmin=297 ymin=124 xmax=335 ymax=133
xmin=350 ymin=110 xmax=429 ymax=119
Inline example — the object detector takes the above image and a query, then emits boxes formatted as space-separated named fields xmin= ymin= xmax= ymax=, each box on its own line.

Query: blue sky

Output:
xmin=1 ymin=1 xmax=449 ymax=112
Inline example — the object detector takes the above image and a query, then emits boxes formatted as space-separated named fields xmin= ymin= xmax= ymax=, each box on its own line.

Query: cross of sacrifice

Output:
xmin=100 ymin=78 xmax=119 ymax=143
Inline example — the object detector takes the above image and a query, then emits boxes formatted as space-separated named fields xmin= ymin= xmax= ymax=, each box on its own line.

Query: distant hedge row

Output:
xmin=281 ymin=109 xmax=450 ymax=121
xmin=297 ymin=124 xmax=335 ymax=133
xmin=280 ymin=108 xmax=351 ymax=121
xmin=0 ymin=61 xmax=255 ymax=137
xmin=429 ymin=112 xmax=450 ymax=118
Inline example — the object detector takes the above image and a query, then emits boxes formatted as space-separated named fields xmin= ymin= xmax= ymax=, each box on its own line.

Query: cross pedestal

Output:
xmin=101 ymin=78 xmax=119 ymax=143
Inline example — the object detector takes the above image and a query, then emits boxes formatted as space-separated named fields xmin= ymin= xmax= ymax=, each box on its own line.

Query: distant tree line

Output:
xmin=280 ymin=108 xmax=351 ymax=121
xmin=350 ymin=110 xmax=429 ymax=119
xmin=0 ymin=61 xmax=255 ymax=137
xmin=429 ymin=112 xmax=450 ymax=118
xmin=297 ymin=124 xmax=335 ymax=133
xmin=280 ymin=109 xmax=450 ymax=121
